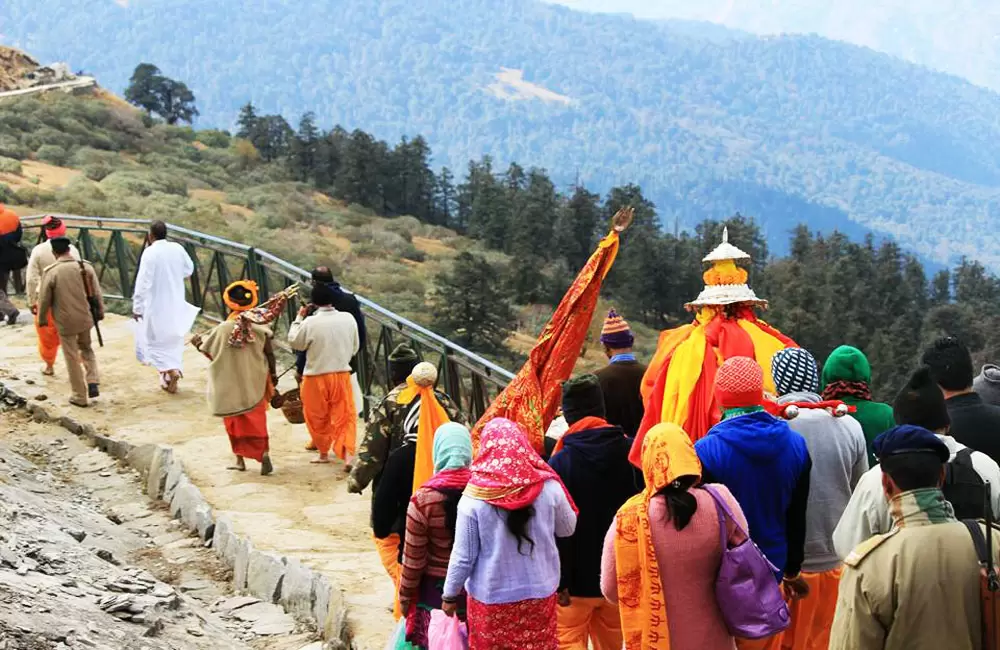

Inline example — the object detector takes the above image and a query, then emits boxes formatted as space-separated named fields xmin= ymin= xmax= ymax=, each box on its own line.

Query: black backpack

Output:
xmin=945 ymin=448 xmax=988 ymax=519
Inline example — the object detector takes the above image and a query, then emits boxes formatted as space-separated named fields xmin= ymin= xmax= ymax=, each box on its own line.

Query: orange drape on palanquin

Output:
xmin=633 ymin=307 xmax=796 ymax=462
xmin=471 ymin=218 xmax=627 ymax=453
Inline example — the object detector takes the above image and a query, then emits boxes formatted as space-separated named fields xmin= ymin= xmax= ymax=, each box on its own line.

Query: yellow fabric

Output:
xmin=398 ymin=377 xmax=451 ymax=492
xmin=614 ymin=423 xmax=701 ymax=649
xmin=557 ymin=597 xmax=624 ymax=650
xmin=641 ymin=323 xmax=695 ymax=402
xmin=373 ymin=533 xmax=403 ymax=621
xmin=659 ymin=325 xmax=706 ymax=427
xmin=737 ymin=320 xmax=786 ymax=395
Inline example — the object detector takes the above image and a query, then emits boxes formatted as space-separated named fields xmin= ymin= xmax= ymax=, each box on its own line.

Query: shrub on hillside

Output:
xmin=25 ymin=127 xmax=76 ymax=152
xmin=197 ymin=130 xmax=231 ymax=148
xmin=36 ymin=145 xmax=70 ymax=166
xmin=14 ymin=186 xmax=57 ymax=207
xmin=100 ymin=170 xmax=187 ymax=197
xmin=0 ymin=183 xmax=12 ymax=203
xmin=84 ymin=163 xmax=113 ymax=182
xmin=0 ymin=157 xmax=22 ymax=174
xmin=0 ymin=137 xmax=29 ymax=161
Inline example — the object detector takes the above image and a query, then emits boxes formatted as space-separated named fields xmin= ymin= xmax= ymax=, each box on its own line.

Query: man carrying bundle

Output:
xmin=37 ymin=237 xmax=103 ymax=407
xmin=193 ymin=280 xmax=278 ymax=475
xmin=26 ymin=216 xmax=79 ymax=375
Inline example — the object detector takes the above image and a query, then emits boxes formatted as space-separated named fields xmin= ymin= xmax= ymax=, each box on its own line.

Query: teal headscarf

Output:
xmin=433 ymin=423 xmax=473 ymax=473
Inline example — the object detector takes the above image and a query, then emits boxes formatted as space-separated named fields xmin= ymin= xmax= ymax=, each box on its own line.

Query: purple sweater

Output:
xmin=443 ymin=479 xmax=577 ymax=604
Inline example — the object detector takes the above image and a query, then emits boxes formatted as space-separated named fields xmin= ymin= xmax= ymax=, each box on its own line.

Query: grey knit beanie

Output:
xmin=974 ymin=364 xmax=1000 ymax=407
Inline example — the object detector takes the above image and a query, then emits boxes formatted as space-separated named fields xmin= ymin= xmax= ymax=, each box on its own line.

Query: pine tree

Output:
xmin=434 ymin=167 xmax=456 ymax=227
xmin=236 ymin=102 xmax=258 ymax=139
xmin=553 ymin=186 xmax=601 ymax=271
xmin=431 ymin=252 xmax=517 ymax=355
xmin=289 ymin=112 xmax=320 ymax=182
xmin=124 ymin=63 xmax=199 ymax=125
xmin=508 ymin=169 xmax=559 ymax=302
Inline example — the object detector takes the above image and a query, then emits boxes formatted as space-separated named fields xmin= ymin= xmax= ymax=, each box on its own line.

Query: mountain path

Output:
xmin=0 ymin=313 xmax=396 ymax=650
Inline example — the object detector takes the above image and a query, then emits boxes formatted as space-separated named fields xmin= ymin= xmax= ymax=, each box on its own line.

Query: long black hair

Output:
xmin=658 ymin=476 xmax=699 ymax=531
xmin=499 ymin=505 xmax=536 ymax=555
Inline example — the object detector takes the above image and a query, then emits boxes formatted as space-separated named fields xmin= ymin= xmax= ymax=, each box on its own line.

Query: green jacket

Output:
xmin=822 ymin=345 xmax=896 ymax=466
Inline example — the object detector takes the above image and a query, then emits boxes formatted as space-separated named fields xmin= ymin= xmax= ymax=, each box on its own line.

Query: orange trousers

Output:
xmin=738 ymin=635 xmax=783 ymax=650
xmin=781 ymin=568 xmax=842 ymax=650
xmin=373 ymin=533 xmax=403 ymax=620
xmin=556 ymin=597 xmax=622 ymax=650
xmin=300 ymin=372 xmax=356 ymax=459
xmin=36 ymin=310 xmax=60 ymax=366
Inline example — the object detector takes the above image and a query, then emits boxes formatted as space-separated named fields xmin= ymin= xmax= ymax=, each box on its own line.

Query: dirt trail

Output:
xmin=0 ymin=314 xmax=396 ymax=649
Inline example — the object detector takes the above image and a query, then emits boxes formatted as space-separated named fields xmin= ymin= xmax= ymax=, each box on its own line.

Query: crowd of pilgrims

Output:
xmin=350 ymin=309 xmax=1000 ymax=650
xmin=10 ymin=215 xmax=1000 ymax=649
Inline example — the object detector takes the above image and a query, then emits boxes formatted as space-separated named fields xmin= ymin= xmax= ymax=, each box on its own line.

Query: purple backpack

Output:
xmin=703 ymin=485 xmax=790 ymax=640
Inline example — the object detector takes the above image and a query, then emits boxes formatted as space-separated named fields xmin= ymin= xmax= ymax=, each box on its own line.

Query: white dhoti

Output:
xmin=131 ymin=239 xmax=200 ymax=383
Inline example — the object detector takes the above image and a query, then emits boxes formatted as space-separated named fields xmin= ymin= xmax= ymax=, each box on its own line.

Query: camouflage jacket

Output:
xmin=350 ymin=384 xmax=467 ymax=495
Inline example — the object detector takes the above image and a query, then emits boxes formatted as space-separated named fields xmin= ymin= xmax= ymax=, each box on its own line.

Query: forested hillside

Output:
xmin=2 ymin=89 xmax=998 ymax=401
xmin=4 ymin=0 xmax=1000 ymax=268
xmin=552 ymin=0 xmax=1000 ymax=92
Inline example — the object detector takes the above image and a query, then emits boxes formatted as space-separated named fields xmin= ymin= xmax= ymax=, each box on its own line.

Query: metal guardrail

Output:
xmin=21 ymin=214 xmax=514 ymax=420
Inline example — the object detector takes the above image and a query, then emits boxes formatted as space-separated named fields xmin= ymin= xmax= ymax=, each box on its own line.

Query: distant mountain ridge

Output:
xmin=2 ymin=0 xmax=1000 ymax=268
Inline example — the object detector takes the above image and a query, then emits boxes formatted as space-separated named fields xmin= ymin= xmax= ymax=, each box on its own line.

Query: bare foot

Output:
xmin=41 ymin=365 xmax=54 ymax=377
xmin=165 ymin=371 xmax=180 ymax=394
xmin=227 ymin=457 xmax=247 ymax=472
xmin=310 ymin=456 xmax=331 ymax=465
xmin=261 ymin=454 xmax=274 ymax=476
xmin=304 ymin=443 xmax=317 ymax=451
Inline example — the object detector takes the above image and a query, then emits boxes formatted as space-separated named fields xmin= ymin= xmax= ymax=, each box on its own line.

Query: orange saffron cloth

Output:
xmin=224 ymin=397 xmax=270 ymax=462
xmin=36 ymin=310 xmax=60 ymax=366
xmin=300 ymin=372 xmax=357 ymax=459
xmin=472 ymin=228 xmax=622 ymax=453
xmin=397 ymin=377 xmax=451 ymax=492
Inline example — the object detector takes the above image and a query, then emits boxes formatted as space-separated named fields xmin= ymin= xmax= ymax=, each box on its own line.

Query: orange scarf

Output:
xmin=551 ymin=416 xmax=610 ymax=455
xmin=398 ymin=377 xmax=451 ymax=492
xmin=614 ymin=423 xmax=702 ymax=649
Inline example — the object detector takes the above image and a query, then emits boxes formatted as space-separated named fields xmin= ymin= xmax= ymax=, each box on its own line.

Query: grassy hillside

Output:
xmin=4 ymin=0 xmax=1000 ymax=269
xmin=0 ymin=91 xmax=491 ymax=330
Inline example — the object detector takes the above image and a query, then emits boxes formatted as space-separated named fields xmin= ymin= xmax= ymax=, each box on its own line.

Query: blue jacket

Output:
xmin=549 ymin=424 xmax=643 ymax=597
xmin=694 ymin=411 xmax=811 ymax=576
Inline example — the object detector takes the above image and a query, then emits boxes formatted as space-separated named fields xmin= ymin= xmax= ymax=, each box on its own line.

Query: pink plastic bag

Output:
xmin=427 ymin=610 xmax=468 ymax=650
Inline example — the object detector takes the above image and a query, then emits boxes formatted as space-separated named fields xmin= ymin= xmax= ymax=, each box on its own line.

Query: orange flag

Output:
xmin=471 ymin=209 xmax=633 ymax=453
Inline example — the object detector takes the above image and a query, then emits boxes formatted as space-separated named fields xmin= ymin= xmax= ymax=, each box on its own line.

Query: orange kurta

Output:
xmin=471 ymin=226 xmax=623 ymax=453
xmin=36 ymin=309 xmax=60 ymax=366
xmin=780 ymin=568 xmax=841 ymax=650
xmin=301 ymin=371 xmax=356 ymax=459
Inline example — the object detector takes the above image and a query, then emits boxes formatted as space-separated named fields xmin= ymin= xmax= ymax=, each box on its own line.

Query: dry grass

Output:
xmin=412 ymin=236 xmax=454 ymax=257
xmin=0 ymin=159 xmax=81 ymax=191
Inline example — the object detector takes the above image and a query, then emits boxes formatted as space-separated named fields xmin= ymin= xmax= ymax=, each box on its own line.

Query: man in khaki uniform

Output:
xmin=37 ymin=237 xmax=103 ymax=407
xmin=830 ymin=424 xmax=996 ymax=650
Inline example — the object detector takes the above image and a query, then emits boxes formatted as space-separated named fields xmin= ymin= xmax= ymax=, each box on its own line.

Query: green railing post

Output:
xmin=113 ymin=231 xmax=131 ymax=298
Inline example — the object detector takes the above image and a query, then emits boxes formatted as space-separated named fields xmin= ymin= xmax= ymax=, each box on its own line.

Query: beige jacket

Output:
xmin=200 ymin=320 xmax=272 ymax=417
xmin=287 ymin=307 xmax=359 ymax=376
xmin=830 ymin=521 xmax=997 ymax=650
xmin=26 ymin=240 xmax=79 ymax=305
xmin=38 ymin=259 xmax=104 ymax=336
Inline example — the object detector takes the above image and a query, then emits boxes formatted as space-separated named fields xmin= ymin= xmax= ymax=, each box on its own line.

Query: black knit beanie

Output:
xmin=561 ymin=374 xmax=606 ymax=425
xmin=893 ymin=366 xmax=951 ymax=432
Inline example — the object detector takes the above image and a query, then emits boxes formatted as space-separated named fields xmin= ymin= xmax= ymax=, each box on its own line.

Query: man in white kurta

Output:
xmin=131 ymin=221 xmax=200 ymax=393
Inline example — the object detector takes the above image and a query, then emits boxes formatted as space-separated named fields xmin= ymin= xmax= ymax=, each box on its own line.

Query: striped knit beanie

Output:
xmin=771 ymin=347 xmax=820 ymax=396
xmin=716 ymin=356 xmax=764 ymax=410
xmin=600 ymin=308 xmax=634 ymax=349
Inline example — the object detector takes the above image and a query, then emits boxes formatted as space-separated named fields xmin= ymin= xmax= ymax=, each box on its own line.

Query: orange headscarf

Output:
xmin=614 ymin=423 xmax=702 ymax=649
xmin=398 ymin=375 xmax=451 ymax=493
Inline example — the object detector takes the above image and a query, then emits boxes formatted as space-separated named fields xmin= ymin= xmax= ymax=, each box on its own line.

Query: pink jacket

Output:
xmin=601 ymin=484 xmax=746 ymax=650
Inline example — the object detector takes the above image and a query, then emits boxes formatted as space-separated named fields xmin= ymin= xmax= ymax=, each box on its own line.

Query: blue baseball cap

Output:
xmin=873 ymin=424 xmax=950 ymax=462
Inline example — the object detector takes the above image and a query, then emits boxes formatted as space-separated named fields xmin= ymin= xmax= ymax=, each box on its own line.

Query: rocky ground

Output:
xmin=0 ymin=407 xmax=323 ymax=650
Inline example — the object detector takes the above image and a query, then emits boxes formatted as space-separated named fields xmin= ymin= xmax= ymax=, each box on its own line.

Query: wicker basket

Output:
xmin=276 ymin=388 xmax=305 ymax=424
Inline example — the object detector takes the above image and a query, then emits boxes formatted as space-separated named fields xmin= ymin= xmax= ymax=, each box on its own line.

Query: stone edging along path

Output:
xmin=11 ymin=388 xmax=352 ymax=650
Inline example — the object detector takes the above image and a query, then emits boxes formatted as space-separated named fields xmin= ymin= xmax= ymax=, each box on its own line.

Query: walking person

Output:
xmin=296 ymin=266 xmax=367 ymax=448
xmin=694 ymin=356 xmax=812 ymax=650
xmin=288 ymin=282 xmax=359 ymax=465
xmin=192 ymin=281 xmax=278 ymax=475
xmin=821 ymin=345 xmax=895 ymax=465
xmin=0 ymin=205 xmax=26 ymax=324
xmin=601 ymin=422 xmax=748 ymax=650
xmin=397 ymin=423 xmax=474 ymax=648
xmin=131 ymin=220 xmax=199 ymax=394
xmin=26 ymin=216 xmax=79 ymax=375
xmin=832 ymin=366 xmax=1000 ymax=558
xmin=442 ymin=418 xmax=577 ymax=650
xmin=922 ymin=336 xmax=1000 ymax=464
xmin=769 ymin=347 xmax=868 ymax=650
xmin=830 ymin=425 xmax=1000 ymax=650
xmin=37 ymin=237 xmax=103 ymax=407
xmin=548 ymin=375 xmax=642 ymax=650
xmin=594 ymin=309 xmax=647 ymax=438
